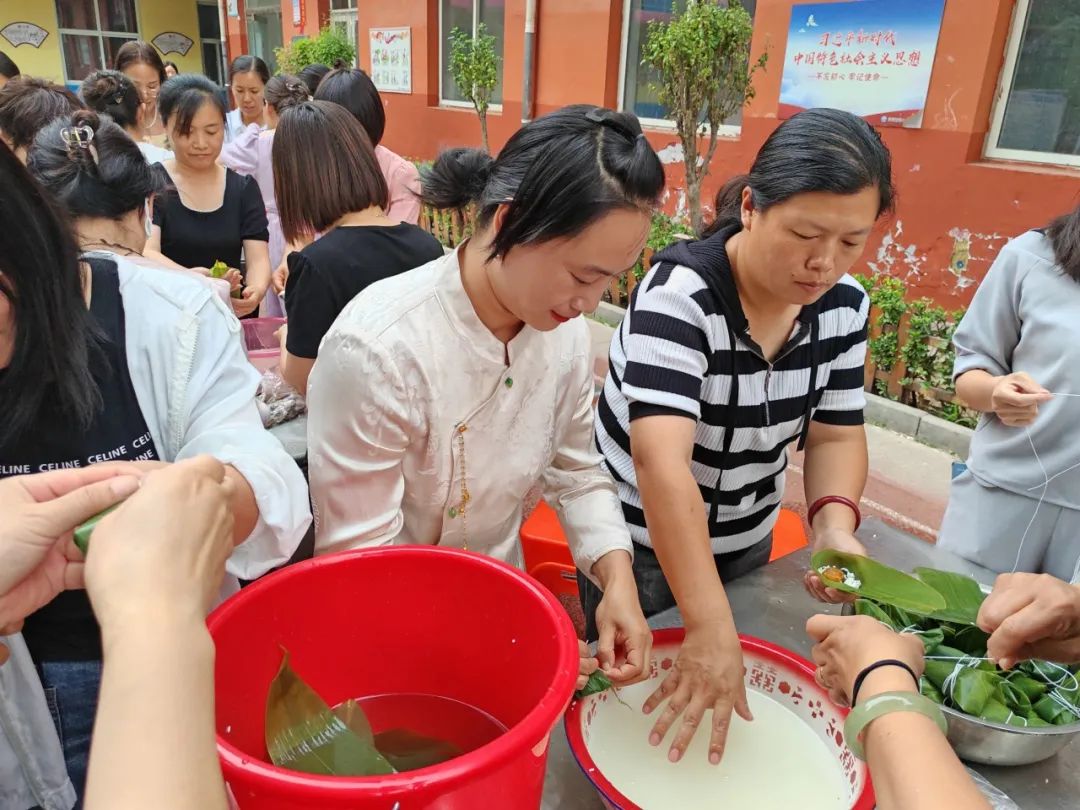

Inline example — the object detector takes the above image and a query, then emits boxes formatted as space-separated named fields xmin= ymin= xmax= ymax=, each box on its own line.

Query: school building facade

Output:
xmin=226 ymin=0 xmax=1079 ymax=307
xmin=0 ymin=0 xmax=1077 ymax=305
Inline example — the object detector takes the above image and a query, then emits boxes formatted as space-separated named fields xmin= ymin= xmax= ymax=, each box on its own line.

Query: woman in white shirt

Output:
xmin=307 ymin=105 xmax=664 ymax=686
xmin=224 ymin=55 xmax=268 ymax=142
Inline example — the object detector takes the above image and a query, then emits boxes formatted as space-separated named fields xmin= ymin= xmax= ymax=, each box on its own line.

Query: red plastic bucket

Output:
xmin=208 ymin=546 xmax=578 ymax=809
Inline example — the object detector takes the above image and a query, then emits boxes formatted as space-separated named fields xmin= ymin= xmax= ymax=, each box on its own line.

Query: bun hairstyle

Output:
xmin=703 ymin=107 xmax=894 ymax=238
xmin=297 ymin=63 xmax=330 ymax=96
xmin=229 ymin=54 xmax=271 ymax=86
xmin=264 ymin=74 xmax=310 ymax=114
xmin=313 ymin=62 xmax=385 ymax=146
xmin=422 ymin=104 xmax=665 ymax=260
xmin=158 ymin=73 xmax=227 ymax=137
xmin=27 ymin=109 xmax=164 ymax=221
xmin=114 ymin=40 xmax=167 ymax=86
xmin=0 ymin=77 xmax=82 ymax=152
xmin=79 ymin=70 xmax=141 ymax=130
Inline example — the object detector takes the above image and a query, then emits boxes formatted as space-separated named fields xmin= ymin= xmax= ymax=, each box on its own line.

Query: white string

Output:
xmin=1009 ymin=392 xmax=1080 ymax=575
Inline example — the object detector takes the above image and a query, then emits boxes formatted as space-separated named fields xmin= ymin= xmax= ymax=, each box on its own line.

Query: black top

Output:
xmin=0 ymin=258 xmax=162 ymax=662
xmin=151 ymin=164 xmax=268 ymax=274
xmin=284 ymin=224 xmax=443 ymax=359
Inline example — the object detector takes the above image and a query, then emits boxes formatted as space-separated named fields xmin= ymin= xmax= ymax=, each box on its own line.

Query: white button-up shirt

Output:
xmin=306 ymin=247 xmax=632 ymax=576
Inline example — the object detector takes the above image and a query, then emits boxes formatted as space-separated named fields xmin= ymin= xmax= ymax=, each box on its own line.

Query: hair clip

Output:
xmin=61 ymin=125 xmax=95 ymax=149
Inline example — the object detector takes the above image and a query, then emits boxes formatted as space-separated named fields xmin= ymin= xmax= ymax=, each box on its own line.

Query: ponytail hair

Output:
xmin=1047 ymin=203 xmax=1080 ymax=283
xmin=422 ymin=104 xmax=665 ymax=260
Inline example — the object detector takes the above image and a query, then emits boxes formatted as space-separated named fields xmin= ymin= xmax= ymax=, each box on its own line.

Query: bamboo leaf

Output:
xmin=265 ymin=649 xmax=395 ymax=776
xmin=914 ymin=568 xmax=986 ymax=626
xmin=810 ymin=550 xmax=946 ymax=614
xmin=373 ymin=728 xmax=462 ymax=772
xmin=73 ymin=504 xmax=121 ymax=554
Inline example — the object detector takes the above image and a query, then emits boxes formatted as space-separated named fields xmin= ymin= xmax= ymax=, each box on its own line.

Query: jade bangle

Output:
xmin=844 ymin=690 xmax=948 ymax=760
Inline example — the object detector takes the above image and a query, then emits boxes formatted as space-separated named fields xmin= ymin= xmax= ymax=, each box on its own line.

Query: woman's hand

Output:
xmin=643 ymin=619 xmax=750 ymax=764
xmin=0 ymin=467 xmax=141 ymax=627
xmin=85 ymin=456 xmax=235 ymax=636
xmin=979 ymin=573 xmax=1080 ymax=668
xmin=804 ymin=527 xmax=866 ymax=604
xmin=232 ymin=283 xmax=266 ymax=318
xmin=591 ymin=551 xmax=652 ymax=683
xmin=807 ymin=613 xmax=924 ymax=706
xmin=577 ymin=640 xmax=599 ymax=690
xmin=990 ymin=372 xmax=1052 ymax=427
xmin=271 ymin=260 xmax=289 ymax=295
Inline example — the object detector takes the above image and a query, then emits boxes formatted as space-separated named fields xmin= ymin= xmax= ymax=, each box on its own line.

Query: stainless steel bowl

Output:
xmin=839 ymin=601 xmax=1080 ymax=765
xmin=939 ymin=703 xmax=1080 ymax=766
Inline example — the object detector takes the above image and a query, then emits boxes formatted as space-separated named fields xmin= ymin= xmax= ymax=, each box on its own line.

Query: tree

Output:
xmin=274 ymin=25 xmax=355 ymax=76
xmin=643 ymin=1 xmax=767 ymax=234
xmin=447 ymin=23 xmax=499 ymax=152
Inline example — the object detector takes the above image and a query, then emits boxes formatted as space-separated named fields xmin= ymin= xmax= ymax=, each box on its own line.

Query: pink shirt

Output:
xmin=376 ymin=144 xmax=421 ymax=225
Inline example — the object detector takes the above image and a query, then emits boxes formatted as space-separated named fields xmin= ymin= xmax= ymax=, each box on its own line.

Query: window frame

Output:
xmin=984 ymin=0 xmax=1080 ymax=169
xmin=329 ymin=6 xmax=359 ymax=67
xmin=437 ymin=0 xmax=503 ymax=111
xmin=197 ymin=0 xmax=226 ymax=86
xmin=57 ymin=0 xmax=141 ymax=83
xmin=617 ymin=0 xmax=746 ymax=135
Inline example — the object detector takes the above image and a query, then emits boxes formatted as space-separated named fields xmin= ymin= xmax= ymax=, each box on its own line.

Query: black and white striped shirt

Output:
xmin=596 ymin=227 xmax=869 ymax=553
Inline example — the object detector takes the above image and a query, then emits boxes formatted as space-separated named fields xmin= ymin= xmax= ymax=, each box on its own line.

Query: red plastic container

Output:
xmin=241 ymin=317 xmax=285 ymax=374
xmin=208 ymin=546 xmax=579 ymax=809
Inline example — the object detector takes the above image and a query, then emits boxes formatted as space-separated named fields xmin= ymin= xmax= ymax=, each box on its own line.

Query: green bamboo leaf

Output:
xmin=265 ymin=649 xmax=395 ymax=776
xmin=575 ymin=670 xmax=613 ymax=699
xmin=73 ymin=504 xmax=121 ymax=554
xmin=373 ymin=728 xmax=462 ymax=772
xmin=951 ymin=668 xmax=998 ymax=715
xmin=914 ymin=568 xmax=987 ymax=626
xmin=810 ymin=550 xmax=946 ymax=614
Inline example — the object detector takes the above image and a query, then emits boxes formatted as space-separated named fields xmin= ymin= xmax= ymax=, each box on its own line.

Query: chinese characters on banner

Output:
xmin=370 ymin=28 xmax=412 ymax=94
xmin=779 ymin=0 xmax=946 ymax=127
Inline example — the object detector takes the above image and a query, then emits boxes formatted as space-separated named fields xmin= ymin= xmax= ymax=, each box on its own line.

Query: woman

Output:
xmin=7 ymin=115 xmax=309 ymax=802
xmin=315 ymin=61 xmax=421 ymax=224
xmin=80 ymin=70 xmax=173 ymax=164
xmin=219 ymin=74 xmax=309 ymax=315
xmin=272 ymin=101 xmax=442 ymax=395
xmin=0 ymin=76 xmax=82 ymax=162
xmin=0 ymin=51 xmax=19 ymax=89
xmin=145 ymin=75 xmax=271 ymax=319
xmin=586 ymin=108 xmax=893 ymax=764
xmin=225 ymin=55 xmax=269 ymax=142
xmin=114 ymin=40 xmax=169 ymax=147
xmin=307 ymin=105 xmax=662 ymax=692
xmin=941 ymin=205 xmax=1080 ymax=582
xmin=163 ymin=60 xmax=180 ymax=80
xmin=298 ymin=62 xmax=330 ymax=96
xmin=1 ymin=460 xmax=233 ymax=810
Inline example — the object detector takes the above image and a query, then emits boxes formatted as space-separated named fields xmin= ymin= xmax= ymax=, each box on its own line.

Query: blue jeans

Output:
xmin=38 ymin=660 xmax=103 ymax=809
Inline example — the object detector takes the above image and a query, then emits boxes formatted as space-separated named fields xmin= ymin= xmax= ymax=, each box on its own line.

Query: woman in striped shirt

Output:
xmin=584 ymin=108 xmax=895 ymax=765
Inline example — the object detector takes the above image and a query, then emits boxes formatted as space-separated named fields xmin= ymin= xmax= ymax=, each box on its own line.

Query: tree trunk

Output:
xmin=479 ymin=109 xmax=490 ymax=153
xmin=687 ymin=177 xmax=703 ymax=236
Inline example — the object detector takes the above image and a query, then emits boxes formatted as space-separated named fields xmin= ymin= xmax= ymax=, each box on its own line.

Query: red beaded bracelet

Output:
xmin=807 ymin=495 xmax=862 ymax=532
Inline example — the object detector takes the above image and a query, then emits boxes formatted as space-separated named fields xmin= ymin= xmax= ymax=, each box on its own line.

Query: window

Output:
xmin=198 ymin=2 xmax=225 ymax=86
xmin=439 ymin=0 xmax=504 ymax=106
xmin=244 ymin=0 xmax=283 ymax=75
xmin=331 ymin=0 xmax=359 ymax=66
xmin=986 ymin=0 xmax=1080 ymax=168
xmin=620 ymin=0 xmax=756 ymax=128
xmin=56 ymin=0 xmax=139 ymax=82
